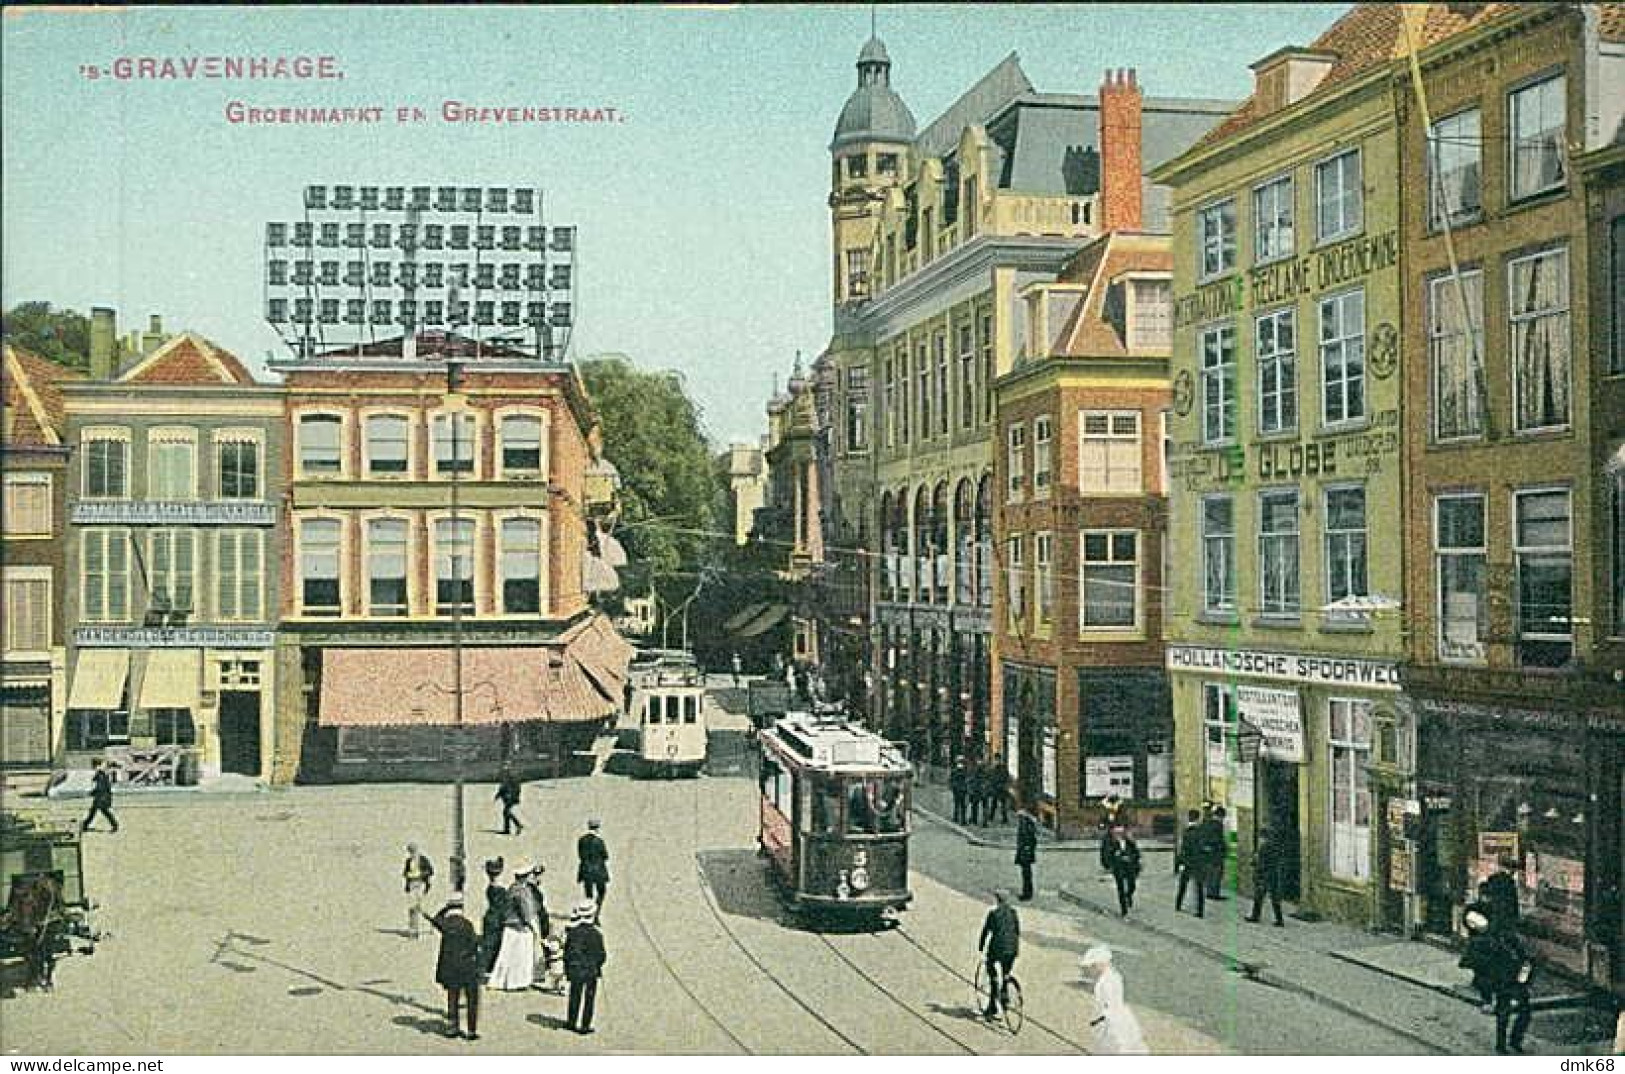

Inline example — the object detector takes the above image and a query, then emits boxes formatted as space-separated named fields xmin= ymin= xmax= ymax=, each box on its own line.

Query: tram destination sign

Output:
xmin=1166 ymin=644 xmax=1400 ymax=690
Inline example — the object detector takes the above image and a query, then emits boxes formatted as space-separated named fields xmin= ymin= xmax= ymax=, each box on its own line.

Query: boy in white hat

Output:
xmin=563 ymin=898 xmax=607 ymax=1034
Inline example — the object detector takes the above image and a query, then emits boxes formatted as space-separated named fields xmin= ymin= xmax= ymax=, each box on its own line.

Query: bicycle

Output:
xmin=972 ymin=957 xmax=1024 ymax=1034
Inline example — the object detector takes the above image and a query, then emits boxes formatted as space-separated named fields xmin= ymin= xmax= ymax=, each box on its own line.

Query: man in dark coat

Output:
xmin=1458 ymin=909 xmax=1500 ymax=1009
xmin=1175 ymin=808 xmax=1207 ymax=917
xmin=563 ymin=899 xmax=607 ymax=1034
xmin=577 ymin=818 xmax=610 ymax=916
xmin=1014 ymin=810 xmax=1039 ymax=901
xmin=1100 ymin=825 xmax=1143 ymax=916
xmin=81 ymin=759 xmax=119 ymax=833
xmin=1478 ymin=856 xmax=1521 ymax=935
xmin=978 ymin=890 xmax=1020 ymax=1019
xmin=495 ymin=768 xmax=524 ymax=836
xmin=949 ymin=757 xmax=969 ymax=825
xmin=988 ymin=756 xmax=1011 ymax=824
xmin=479 ymin=858 xmax=510 ymax=974
xmin=1245 ymin=827 xmax=1288 ymax=926
xmin=1200 ymin=805 xmax=1228 ymax=900
xmin=429 ymin=894 xmax=482 ymax=1040
xmin=1463 ymin=921 xmax=1533 ymax=1054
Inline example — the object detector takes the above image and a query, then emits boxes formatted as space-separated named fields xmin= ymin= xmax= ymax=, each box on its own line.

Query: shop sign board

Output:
xmin=1085 ymin=756 xmax=1134 ymax=798
xmin=1477 ymin=831 xmax=1520 ymax=864
xmin=1237 ymin=685 xmax=1302 ymax=763
xmin=1389 ymin=842 xmax=1416 ymax=893
xmin=75 ymin=627 xmax=275 ymax=648
xmin=1167 ymin=644 xmax=1400 ymax=691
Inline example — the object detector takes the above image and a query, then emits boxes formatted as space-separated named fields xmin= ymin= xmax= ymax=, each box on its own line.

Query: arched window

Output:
xmin=932 ymin=481 xmax=950 ymax=603
xmin=975 ymin=474 xmax=993 ymax=607
xmin=913 ymin=487 xmax=931 ymax=604
xmin=955 ymin=478 xmax=976 ymax=604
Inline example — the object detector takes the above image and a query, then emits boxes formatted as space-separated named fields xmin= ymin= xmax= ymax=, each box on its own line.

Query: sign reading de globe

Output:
xmin=1166 ymin=644 xmax=1400 ymax=691
xmin=1237 ymin=685 xmax=1303 ymax=764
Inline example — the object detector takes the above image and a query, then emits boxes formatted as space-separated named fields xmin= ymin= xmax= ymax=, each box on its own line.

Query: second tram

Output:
xmin=628 ymin=652 xmax=707 ymax=777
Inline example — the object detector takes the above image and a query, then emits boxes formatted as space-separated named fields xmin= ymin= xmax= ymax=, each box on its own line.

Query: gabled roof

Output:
xmin=3 ymin=343 xmax=83 ymax=447
xmin=117 ymin=332 xmax=256 ymax=386
xmin=1050 ymin=231 xmax=1173 ymax=360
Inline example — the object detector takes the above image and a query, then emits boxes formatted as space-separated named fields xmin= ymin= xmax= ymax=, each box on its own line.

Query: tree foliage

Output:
xmin=1 ymin=302 xmax=90 ymax=372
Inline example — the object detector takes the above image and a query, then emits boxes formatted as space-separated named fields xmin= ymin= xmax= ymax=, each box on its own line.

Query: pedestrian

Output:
xmin=563 ymin=898 xmax=607 ymax=1035
xmin=1478 ymin=855 xmax=1520 ymax=936
xmin=965 ymin=757 xmax=986 ymax=826
xmin=402 ymin=843 xmax=435 ymax=939
xmin=1245 ymin=827 xmax=1287 ymax=927
xmin=479 ymin=858 xmax=509 ymax=975
xmin=494 ymin=767 xmax=524 ymax=836
xmin=1482 ymin=925 xmax=1534 ymax=1054
xmin=1080 ymin=944 xmax=1149 ymax=1055
xmin=1174 ymin=808 xmax=1207 ymax=918
xmin=1201 ymin=805 xmax=1228 ymax=900
xmin=80 ymin=758 xmax=119 ymax=833
xmin=1014 ymin=809 xmax=1039 ymax=901
xmin=949 ymin=756 xmax=969 ymax=825
xmin=487 ymin=860 xmax=541 ymax=991
xmin=989 ymin=755 xmax=1011 ymax=824
xmin=429 ymin=893 xmax=482 ymax=1041
xmin=1101 ymin=825 xmax=1142 ymax=916
xmin=1458 ymin=909 xmax=1500 ymax=1010
xmin=977 ymin=889 xmax=1020 ymax=1020
xmin=577 ymin=818 xmax=610 ymax=916
xmin=731 ymin=652 xmax=742 ymax=687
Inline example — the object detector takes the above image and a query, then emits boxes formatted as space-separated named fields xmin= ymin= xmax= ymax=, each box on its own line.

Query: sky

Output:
xmin=2 ymin=3 xmax=1346 ymax=446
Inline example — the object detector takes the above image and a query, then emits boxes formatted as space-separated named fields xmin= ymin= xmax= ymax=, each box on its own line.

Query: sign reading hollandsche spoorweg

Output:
xmin=1166 ymin=644 xmax=1400 ymax=691
xmin=1237 ymin=685 xmax=1304 ymax=764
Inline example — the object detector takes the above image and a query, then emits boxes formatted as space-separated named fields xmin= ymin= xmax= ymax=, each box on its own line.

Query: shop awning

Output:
xmin=138 ymin=649 xmax=201 ymax=710
xmin=735 ymin=603 xmax=789 ymax=638
xmin=67 ymin=649 xmax=129 ymax=710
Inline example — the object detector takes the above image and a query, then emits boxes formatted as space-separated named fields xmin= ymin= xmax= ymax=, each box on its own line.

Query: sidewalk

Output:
xmin=910 ymin=778 xmax=1173 ymax=853
xmin=1054 ymin=861 xmax=1615 ymax=1055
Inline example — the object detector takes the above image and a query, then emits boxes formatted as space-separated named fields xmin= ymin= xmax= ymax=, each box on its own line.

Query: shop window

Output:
xmin=1435 ymin=493 xmax=1487 ymax=662
xmin=3 ymin=474 xmax=51 ymax=536
xmin=81 ymin=528 xmax=131 ymax=623
xmin=367 ymin=519 xmax=409 ymax=616
xmin=1006 ymin=423 xmax=1026 ymax=502
xmin=1513 ymin=488 xmax=1572 ymax=667
xmin=500 ymin=414 xmax=544 ymax=475
xmin=1081 ymin=672 xmax=1172 ymax=801
xmin=217 ymin=439 xmax=259 ymax=499
xmin=300 ymin=518 xmax=342 ymax=616
xmin=1428 ymin=107 xmax=1482 ymax=228
xmin=1200 ymin=324 xmax=1237 ymax=445
xmin=298 ymin=415 xmax=343 ymax=476
xmin=1324 ymin=485 xmax=1368 ymax=603
xmin=1079 ymin=410 xmax=1140 ymax=493
xmin=1197 ymin=197 xmax=1236 ymax=280
xmin=1202 ymin=682 xmax=1237 ymax=809
xmin=1258 ymin=489 xmax=1300 ymax=616
xmin=67 ymin=707 xmax=130 ymax=751
xmin=1255 ymin=309 xmax=1297 ymax=435
xmin=366 ymin=414 xmax=410 ymax=476
xmin=1033 ymin=416 xmax=1052 ymax=497
xmin=500 ymin=517 xmax=542 ymax=614
xmin=1508 ymin=247 xmax=1570 ymax=433
xmin=215 ymin=530 xmax=264 ymax=622
xmin=1320 ymin=289 xmax=1365 ymax=426
xmin=147 ymin=432 xmax=196 ymax=500
xmin=1252 ymin=175 xmax=1294 ymax=263
xmin=152 ymin=708 xmax=197 ymax=747
xmin=1201 ymin=495 xmax=1236 ymax=614
xmin=1081 ymin=530 xmax=1138 ymax=629
xmin=1328 ymin=697 xmax=1372 ymax=881
xmin=1429 ymin=270 xmax=1485 ymax=441
xmin=1509 ymin=73 xmax=1566 ymax=201
xmin=1315 ymin=148 xmax=1362 ymax=242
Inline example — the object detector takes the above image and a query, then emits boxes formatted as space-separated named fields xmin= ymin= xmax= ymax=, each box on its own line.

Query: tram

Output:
xmin=757 ymin=711 xmax=913 ymax=917
xmin=628 ymin=651 xmax=707 ymax=778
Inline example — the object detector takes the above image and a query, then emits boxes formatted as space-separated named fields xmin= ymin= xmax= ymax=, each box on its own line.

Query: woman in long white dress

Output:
xmin=1080 ymin=944 xmax=1149 ymax=1054
xmin=487 ymin=861 xmax=540 ymax=990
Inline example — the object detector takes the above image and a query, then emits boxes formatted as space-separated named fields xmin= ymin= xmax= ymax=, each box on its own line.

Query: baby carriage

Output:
xmin=536 ymin=935 xmax=566 ymax=994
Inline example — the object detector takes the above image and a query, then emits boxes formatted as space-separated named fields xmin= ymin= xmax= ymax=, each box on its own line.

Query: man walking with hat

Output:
xmin=429 ymin=893 xmax=482 ymax=1041
xmin=563 ymin=898 xmax=607 ymax=1035
xmin=577 ymin=818 xmax=610 ymax=918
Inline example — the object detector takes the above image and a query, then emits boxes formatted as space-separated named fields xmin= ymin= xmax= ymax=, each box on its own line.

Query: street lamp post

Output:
xmin=447 ymin=360 xmax=467 ymax=893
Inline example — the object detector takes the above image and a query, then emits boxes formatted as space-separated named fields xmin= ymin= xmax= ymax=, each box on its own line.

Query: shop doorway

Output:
xmin=1261 ymin=759 xmax=1301 ymax=901
xmin=219 ymin=691 xmax=261 ymax=776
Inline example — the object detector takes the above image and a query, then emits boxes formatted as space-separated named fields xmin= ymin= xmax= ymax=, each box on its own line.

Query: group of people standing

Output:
xmin=405 ymin=816 xmax=613 ymax=1042
xmin=949 ymin=755 xmax=1011 ymax=827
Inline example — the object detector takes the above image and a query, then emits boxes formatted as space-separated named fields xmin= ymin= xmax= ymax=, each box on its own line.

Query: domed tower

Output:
xmin=829 ymin=36 xmax=915 ymax=308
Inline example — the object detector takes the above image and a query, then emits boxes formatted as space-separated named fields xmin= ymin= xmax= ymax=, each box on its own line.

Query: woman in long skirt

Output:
xmin=487 ymin=860 xmax=540 ymax=991
xmin=1080 ymin=944 xmax=1148 ymax=1055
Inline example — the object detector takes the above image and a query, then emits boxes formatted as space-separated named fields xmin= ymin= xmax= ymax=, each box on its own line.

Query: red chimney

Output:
xmin=1099 ymin=68 xmax=1143 ymax=233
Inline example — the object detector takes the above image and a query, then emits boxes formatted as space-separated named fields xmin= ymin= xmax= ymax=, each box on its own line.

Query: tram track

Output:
xmin=811 ymin=931 xmax=977 ymax=1054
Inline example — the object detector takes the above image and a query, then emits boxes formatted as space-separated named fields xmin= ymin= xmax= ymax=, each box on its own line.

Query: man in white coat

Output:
xmin=1080 ymin=944 xmax=1148 ymax=1054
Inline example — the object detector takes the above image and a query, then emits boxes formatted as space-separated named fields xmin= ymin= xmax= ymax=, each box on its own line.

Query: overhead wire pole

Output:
xmin=448 ymin=358 xmax=467 ymax=894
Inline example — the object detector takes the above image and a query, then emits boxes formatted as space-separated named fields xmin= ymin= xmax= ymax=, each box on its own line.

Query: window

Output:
xmin=216 ymin=530 xmax=264 ymax=622
xmin=1258 ymin=489 xmax=1300 ymax=616
xmin=365 ymin=414 xmax=410 ymax=476
xmin=83 ymin=434 xmax=127 ymax=499
xmin=847 ymin=154 xmax=868 ymax=179
xmin=216 ymin=438 xmax=259 ymax=499
xmin=433 ymin=413 xmax=476 ymax=475
xmin=1202 ymin=682 xmax=1237 ymax=805
xmin=501 ymin=517 xmax=543 ymax=614
xmin=1197 ymin=198 xmax=1236 ymax=279
xmin=1328 ymin=698 xmax=1372 ymax=880
xmin=152 ymin=709 xmax=196 ymax=748
xmin=1509 ymin=247 xmax=1570 ymax=432
xmin=500 ymin=413 xmax=544 ymax=474
xmin=1614 ymin=467 xmax=1625 ymax=636
xmin=1320 ymin=289 xmax=1365 ymax=426
xmin=81 ymin=528 xmax=130 ymax=622
xmin=1324 ymin=486 xmax=1368 ymax=603
xmin=1435 ymin=493 xmax=1487 ymax=662
xmin=979 ymin=314 xmax=994 ymax=424
xmin=846 ymin=249 xmax=870 ymax=300
xmin=1034 ymin=531 xmax=1053 ymax=627
xmin=1613 ymin=218 xmax=1625 ymax=375
xmin=3 ymin=572 xmax=49 ymax=653
xmin=1201 ymin=495 xmax=1236 ymax=614
xmin=958 ymin=324 xmax=975 ymax=429
xmin=366 ymin=519 xmax=409 ymax=616
xmin=934 ymin=332 xmax=948 ymax=436
xmin=1200 ymin=324 xmax=1237 ymax=444
xmin=3 ymin=474 xmax=51 ymax=536
xmin=1253 ymin=176 xmax=1294 ymax=262
xmin=1509 ymin=74 xmax=1566 ymax=200
xmin=916 ymin=343 xmax=931 ymax=441
xmin=1315 ymin=149 xmax=1362 ymax=242
xmin=898 ymin=345 xmax=911 ymax=444
xmin=845 ymin=367 xmax=869 ymax=453
xmin=299 ymin=414 xmax=343 ymax=476
xmin=1007 ymin=422 xmax=1026 ymax=502
xmin=1006 ymin=535 xmax=1026 ymax=629
xmin=435 ymin=518 xmax=475 ymax=614
xmin=148 ymin=529 xmax=196 ymax=614
xmin=1081 ymin=530 xmax=1138 ymax=629
xmin=877 ymin=153 xmax=897 ymax=175
xmin=1079 ymin=410 xmax=1141 ymax=493
xmin=1428 ymin=108 xmax=1482 ymax=228
xmin=883 ymin=353 xmax=898 ymax=449
xmin=1128 ymin=279 xmax=1173 ymax=351
xmin=148 ymin=432 xmax=195 ymax=500
xmin=1429 ymin=270 xmax=1485 ymax=440
xmin=1033 ymin=415 xmax=1053 ymax=497
xmin=1514 ymin=488 xmax=1572 ymax=667
xmin=300 ymin=518 xmax=342 ymax=616
xmin=1255 ymin=309 xmax=1297 ymax=434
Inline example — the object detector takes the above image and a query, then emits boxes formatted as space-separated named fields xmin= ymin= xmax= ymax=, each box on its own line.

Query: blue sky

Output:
xmin=2 ymin=3 xmax=1345 ymax=445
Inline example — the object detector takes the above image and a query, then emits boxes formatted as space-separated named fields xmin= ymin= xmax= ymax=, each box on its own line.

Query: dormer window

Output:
xmin=847 ymin=155 xmax=868 ymax=179
xmin=877 ymin=153 xmax=898 ymax=176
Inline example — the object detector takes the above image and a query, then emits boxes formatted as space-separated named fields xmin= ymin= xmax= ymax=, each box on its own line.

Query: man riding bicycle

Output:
xmin=978 ymin=889 xmax=1020 ymax=1020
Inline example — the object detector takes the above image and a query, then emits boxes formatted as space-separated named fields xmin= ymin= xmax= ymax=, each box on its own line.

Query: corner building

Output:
xmin=1155 ymin=7 xmax=1410 ymax=925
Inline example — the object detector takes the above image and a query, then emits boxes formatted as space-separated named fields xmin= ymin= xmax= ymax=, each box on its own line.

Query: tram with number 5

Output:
xmin=757 ymin=711 xmax=913 ymax=918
